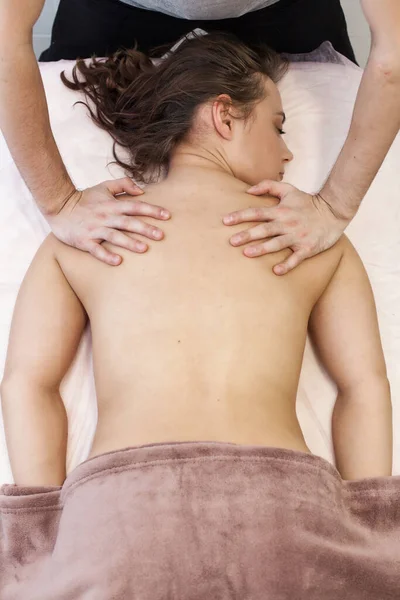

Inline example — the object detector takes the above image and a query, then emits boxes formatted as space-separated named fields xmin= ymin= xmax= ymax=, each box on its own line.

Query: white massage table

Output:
xmin=0 ymin=45 xmax=399 ymax=482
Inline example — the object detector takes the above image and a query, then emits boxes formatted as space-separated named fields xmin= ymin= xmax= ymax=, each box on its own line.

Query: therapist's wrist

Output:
xmin=318 ymin=179 xmax=359 ymax=224
xmin=37 ymin=177 xmax=77 ymax=218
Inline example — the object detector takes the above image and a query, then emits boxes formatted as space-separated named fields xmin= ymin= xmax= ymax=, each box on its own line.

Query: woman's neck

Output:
xmin=168 ymin=141 xmax=234 ymax=181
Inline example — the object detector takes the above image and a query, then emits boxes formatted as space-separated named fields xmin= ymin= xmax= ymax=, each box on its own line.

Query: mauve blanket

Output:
xmin=0 ymin=441 xmax=399 ymax=599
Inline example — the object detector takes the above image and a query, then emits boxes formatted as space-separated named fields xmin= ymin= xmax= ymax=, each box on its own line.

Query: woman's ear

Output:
xmin=212 ymin=94 xmax=235 ymax=140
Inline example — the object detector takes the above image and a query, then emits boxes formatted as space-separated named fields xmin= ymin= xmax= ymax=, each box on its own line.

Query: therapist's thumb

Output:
xmin=247 ymin=180 xmax=292 ymax=199
xmin=104 ymin=177 xmax=144 ymax=197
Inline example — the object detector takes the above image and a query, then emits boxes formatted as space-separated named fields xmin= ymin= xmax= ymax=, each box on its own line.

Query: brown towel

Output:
xmin=1 ymin=441 xmax=399 ymax=599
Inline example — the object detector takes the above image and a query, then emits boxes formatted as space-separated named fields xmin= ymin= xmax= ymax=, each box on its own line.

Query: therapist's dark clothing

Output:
xmin=39 ymin=0 xmax=357 ymax=64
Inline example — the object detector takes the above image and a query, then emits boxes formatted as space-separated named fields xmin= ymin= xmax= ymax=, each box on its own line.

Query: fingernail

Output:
xmin=133 ymin=183 xmax=144 ymax=193
xmin=111 ymin=256 xmax=121 ymax=265
xmin=245 ymin=247 xmax=258 ymax=256
xmin=223 ymin=216 xmax=233 ymax=224
xmin=161 ymin=210 xmax=170 ymax=218
xmin=274 ymin=266 xmax=284 ymax=275
xmin=137 ymin=242 xmax=147 ymax=251
xmin=231 ymin=235 xmax=241 ymax=245
xmin=153 ymin=230 xmax=163 ymax=239
xmin=247 ymin=186 xmax=259 ymax=193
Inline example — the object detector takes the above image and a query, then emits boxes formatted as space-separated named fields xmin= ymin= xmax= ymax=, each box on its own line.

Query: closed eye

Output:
xmin=277 ymin=128 xmax=286 ymax=135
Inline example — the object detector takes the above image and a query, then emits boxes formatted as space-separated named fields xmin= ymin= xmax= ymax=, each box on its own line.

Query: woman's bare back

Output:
xmin=53 ymin=170 xmax=344 ymax=459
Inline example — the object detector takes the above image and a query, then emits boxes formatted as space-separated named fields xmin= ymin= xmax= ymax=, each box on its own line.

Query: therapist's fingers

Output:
xmin=114 ymin=199 xmax=171 ymax=221
xmin=98 ymin=228 xmax=149 ymax=253
xmin=106 ymin=216 xmax=164 ymax=240
xmin=247 ymin=179 xmax=293 ymax=198
xmin=243 ymin=235 xmax=295 ymax=257
xmin=86 ymin=227 xmax=149 ymax=261
xmin=272 ymin=248 xmax=311 ymax=275
xmin=85 ymin=241 xmax=124 ymax=266
xmin=223 ymin=206 xmax=277 ymax=225
xmin=229 ymin=222 xmax=284 ymax=246
xmin=104 ymin=177 xmax=145 ymax=197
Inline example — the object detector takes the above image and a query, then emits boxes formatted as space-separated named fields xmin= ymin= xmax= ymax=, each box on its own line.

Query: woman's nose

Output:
xmin=284 ymin=145 xmax=294 ymax=163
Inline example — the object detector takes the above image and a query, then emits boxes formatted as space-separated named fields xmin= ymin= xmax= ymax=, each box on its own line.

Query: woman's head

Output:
xmin=62 ymin=32 xmax=293 ymax=184
xmin=203 ymin=74 xmax=293 ymax=184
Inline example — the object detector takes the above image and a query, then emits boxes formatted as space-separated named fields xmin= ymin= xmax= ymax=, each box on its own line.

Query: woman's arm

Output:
xmin=309 ymin=237 xmax=392 ymax=480
xmin=0 ymin=236 xmax=87 ymax=486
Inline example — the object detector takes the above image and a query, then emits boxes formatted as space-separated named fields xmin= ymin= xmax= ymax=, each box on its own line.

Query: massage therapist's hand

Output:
xmin=46 ymin=177 xmax=171 ymax=265
xmin=223 ymin=180 xmax=349 ymax=275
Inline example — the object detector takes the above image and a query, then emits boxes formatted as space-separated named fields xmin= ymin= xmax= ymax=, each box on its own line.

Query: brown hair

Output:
xmin=61 ymin=32 xmax=288 ymax=183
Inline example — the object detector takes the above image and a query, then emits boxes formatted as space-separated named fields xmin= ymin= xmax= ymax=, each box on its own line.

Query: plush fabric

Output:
xmin=1 ymin=442 xmax=399 ymax=599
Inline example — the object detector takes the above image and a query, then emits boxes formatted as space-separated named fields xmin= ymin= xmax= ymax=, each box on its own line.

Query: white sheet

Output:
xmin=1 ymin=58 xmax=399 ymax=483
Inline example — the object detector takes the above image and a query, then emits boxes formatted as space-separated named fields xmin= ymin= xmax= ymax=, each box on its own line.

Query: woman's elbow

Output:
xmin=0 ymin=370 xmax=59 ymax=406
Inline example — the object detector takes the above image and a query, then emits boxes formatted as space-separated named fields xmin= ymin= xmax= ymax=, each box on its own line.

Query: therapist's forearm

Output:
xmin=1 ymin=379 xmax=68 ymax=486
xmin=0 ymin=40 xmax=75 ymax=215
xmin=320 ymin=52 xmax=400 ymax=220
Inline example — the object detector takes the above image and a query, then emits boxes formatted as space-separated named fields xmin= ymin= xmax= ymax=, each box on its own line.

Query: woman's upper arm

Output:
xmin=2 ymin=235 xmax=87 ymax=388
xmin=308 ymin=237 xmax=387 ymax=392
